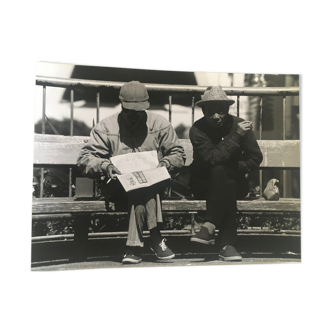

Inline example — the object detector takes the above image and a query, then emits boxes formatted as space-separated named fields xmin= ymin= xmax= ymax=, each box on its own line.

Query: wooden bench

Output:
xmin=32 ymin=133 xmax=300 ymax=262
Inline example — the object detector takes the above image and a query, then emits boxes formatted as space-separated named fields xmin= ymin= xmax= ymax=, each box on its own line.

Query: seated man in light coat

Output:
xmin=77 ymin=81 xmax=185 ymax=264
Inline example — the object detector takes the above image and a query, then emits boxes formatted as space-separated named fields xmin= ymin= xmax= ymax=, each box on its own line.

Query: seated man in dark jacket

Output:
xmin=189 ymin=86 xmax=263 ymax=261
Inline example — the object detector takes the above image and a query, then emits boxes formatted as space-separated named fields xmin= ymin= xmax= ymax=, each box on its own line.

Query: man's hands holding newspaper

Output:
xmin=107 ymin=160 xmax=166 ymax=184
xmin=106 ymin=164 xmax=122 ymax=183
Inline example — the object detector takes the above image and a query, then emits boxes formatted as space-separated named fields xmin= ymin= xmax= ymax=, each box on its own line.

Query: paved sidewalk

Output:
xmin=31 ymin=253 xmax=300 ymax=271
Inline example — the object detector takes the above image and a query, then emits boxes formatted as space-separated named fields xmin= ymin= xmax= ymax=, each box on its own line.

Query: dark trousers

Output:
xmin=101 ymin=179 xmax=169 ymax=211
xmin=189 ymin=165 xmax=249 ymax=248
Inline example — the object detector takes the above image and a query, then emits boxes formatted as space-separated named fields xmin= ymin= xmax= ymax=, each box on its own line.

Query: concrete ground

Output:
xmin=31 ymin=253 xmax=300 ymax=271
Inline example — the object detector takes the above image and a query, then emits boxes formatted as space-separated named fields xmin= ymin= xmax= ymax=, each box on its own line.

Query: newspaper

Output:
xmin=110 ymin=151 xmax=170 ymax=192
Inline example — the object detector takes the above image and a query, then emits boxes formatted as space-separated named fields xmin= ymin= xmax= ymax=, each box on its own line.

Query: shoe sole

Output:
xmin=150 ymin=247 xmax=175 ymax=260
xmin=122 ymin=258 xmax=142 ymax=264
xmin=219 ymin=255 xmax=242 ymax=262
xmin=190 ymin=237 xmax=214 ymax=245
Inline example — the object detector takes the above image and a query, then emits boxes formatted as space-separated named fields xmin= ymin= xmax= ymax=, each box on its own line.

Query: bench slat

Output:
xmin=32 ymin=198 xmax=300 ymax=214
xmin=33 ymin=134 xmax=300 ymax=168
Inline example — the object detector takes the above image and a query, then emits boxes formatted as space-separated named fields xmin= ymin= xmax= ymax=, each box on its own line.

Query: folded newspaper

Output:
xmin=110 ymin=151 xmax=170 ymax=192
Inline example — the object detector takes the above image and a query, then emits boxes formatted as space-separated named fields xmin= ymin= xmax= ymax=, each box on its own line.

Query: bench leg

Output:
xmin=71 ymin=215 xmax=89 ymax=262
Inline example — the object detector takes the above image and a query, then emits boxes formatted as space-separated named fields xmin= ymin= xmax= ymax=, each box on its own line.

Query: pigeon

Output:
xmin=263 ymin=179 xmax=280 ymax=201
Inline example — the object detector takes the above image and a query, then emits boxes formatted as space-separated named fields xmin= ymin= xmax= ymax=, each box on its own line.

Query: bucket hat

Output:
xmin=195 ymin=86 xmax=235 ymax=108
xmin=119 ymin=81 xmax=150 ymax=111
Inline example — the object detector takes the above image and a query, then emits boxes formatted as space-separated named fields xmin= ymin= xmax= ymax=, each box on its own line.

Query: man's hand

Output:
xmin=236 ymin=121 xmax=253 ymax=136
xmin=106 ymin=164 xmax=122 ymax=181
xmin=157 ymin=161 xmax=168 ymax=168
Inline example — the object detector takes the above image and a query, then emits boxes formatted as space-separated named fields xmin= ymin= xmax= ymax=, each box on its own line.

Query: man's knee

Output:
xmin=209 ymin=165 xmax=238 ymax=195
xmin=209 ymin=164 xmax=228 ymax=179
xmin=210 ymin=164 xmax=227 ymax=171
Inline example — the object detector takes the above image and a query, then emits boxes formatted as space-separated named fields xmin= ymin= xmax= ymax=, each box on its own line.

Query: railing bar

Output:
xmin=169 ymin=95 xmax=172 ymax=124
xmin=191 ymin=96 xmax=195 ymax=125
xmin=36 ymin=76 xmax=299 ymax=96
xmin=259 ymin=97 xmax=263 ymax=198
xmin=96 ymin=91 xmax=100 ymax=123
xmin=237 ymin=95 xmax=240 ymax=117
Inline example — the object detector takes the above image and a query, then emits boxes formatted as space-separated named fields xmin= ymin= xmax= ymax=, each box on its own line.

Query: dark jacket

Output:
xmin=189 ymin=114 xmax=263 ymax=179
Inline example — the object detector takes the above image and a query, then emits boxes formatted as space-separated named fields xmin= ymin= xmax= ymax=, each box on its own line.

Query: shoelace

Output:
xmin=159 ymin=238 xmax=168 ymax=252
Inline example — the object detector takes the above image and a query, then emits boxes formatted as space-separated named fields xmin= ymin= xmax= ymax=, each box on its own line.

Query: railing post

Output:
xmin=168 ymin=95 xmax=172 ymax=123
xmin=168 ymin=95 xmax=173 ymax=197
xmin=69 ymin=172 xmax=73 ymax=198
xmin=191 ymin=96 xmax=195 ymax=125
xmin=283 ymin=96 xmax=286 ymax=140
xmin=39 ymin=170 xmax=44 ymax=198
xmin=96 ymin=91 xmax=100 ymax=124
xmin=190 ymin=212 xmax=196 ymax=235
xmin=283 ymin=96 xmax=287 ymax=198
xmin=42 ymin=86 xmax=46 ymax=135
xmin=70 ymin=90 xmax=74 ymax=136
xmin=69 ymin=90 xmax=74 ymax=198
xmin=40 ymin=86 xmax=46 ymax=198
xmin=259 ymin=97 xmax=263 ymax=198
xmin=237 ymin=95 xmax=240 ymax=117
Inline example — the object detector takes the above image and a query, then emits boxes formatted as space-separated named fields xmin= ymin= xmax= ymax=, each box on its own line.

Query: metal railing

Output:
xmin=35 ymin=75 xmax=300 ymax=199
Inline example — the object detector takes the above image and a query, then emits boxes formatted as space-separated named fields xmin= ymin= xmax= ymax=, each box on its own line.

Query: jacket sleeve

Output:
xmin=237 ymin=130 xmax=263 ymax=174
xmin=76 ymin=128 xmax=112 ymax=179
xmin=189 ymin=126 xmax=242 ymax=166
xmin=157 ymin=124 xmax=186 ymax=172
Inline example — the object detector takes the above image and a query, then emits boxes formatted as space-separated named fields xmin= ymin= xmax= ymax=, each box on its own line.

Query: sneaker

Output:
xmin=150 ymin=238 xmax=175 ymax=260
xmin=219 ymin=245 xmax=242 ymax=261
xmin=190 ymin=227 xmax=214 ymax=245
xmin=122 ymin=250 xmax=142 ymax=264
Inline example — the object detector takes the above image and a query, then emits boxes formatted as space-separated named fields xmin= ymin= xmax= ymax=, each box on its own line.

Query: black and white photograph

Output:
xmin=31 ymin=62 xmax=300 ymax=270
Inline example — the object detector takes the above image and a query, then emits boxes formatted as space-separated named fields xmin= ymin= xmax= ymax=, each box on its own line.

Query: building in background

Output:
xmin=62 ymin=65 xmax=198 ymax=109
